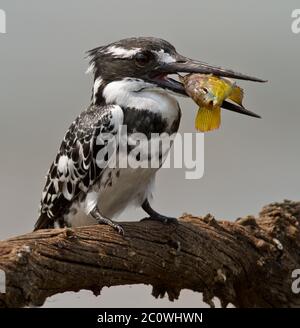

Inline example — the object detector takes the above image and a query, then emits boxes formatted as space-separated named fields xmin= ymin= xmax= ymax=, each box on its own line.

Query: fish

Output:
xmin=180 ymin=74 xmax=244 ymax=132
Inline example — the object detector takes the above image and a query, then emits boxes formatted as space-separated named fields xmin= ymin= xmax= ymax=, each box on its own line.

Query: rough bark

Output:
xmin=0 ymin=200 xmax=299 ymax=308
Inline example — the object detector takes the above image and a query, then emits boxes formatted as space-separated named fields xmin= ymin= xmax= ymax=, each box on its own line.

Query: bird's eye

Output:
xmin=134 ymin=51 xmax=152 ymax=67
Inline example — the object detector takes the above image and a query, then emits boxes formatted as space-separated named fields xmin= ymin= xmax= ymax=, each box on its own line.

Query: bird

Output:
xmin=34 ymin=37 xmax=264 ymax=234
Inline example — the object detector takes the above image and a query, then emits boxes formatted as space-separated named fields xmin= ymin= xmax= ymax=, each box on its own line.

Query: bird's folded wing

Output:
xmin=34 ymin=104 xmax=123 ymax=230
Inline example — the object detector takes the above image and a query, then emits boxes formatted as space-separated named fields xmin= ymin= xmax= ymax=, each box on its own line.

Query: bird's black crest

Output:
xmin=86 ymin=37 xmax=176 ymax=76
xmin=87 ymin=37 xmax=175 ymax=59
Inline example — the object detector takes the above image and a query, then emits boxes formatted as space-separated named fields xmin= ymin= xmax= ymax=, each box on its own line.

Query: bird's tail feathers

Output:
xmin=34 ymin=213 xmax=54 ymax=231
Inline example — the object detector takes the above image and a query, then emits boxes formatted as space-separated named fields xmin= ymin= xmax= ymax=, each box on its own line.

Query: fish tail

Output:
xmin=195 ymin=106 xmax=221 ymax=132
xmin=228 ymin=86 xmax=244 ymax=106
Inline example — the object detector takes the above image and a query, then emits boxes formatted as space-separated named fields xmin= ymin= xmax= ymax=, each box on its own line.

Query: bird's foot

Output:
xmin=107 ymin=221 xmax=124 ymax=236
xmin=90 ymin=208 xmax=124 ymax=235
xmin=141 ymin=199 xmax=178 ymax=225
xmin=140 ymin=215 xmax=178 ymax=224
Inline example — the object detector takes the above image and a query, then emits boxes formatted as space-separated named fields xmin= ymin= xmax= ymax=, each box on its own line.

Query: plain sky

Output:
xmin=0 ymin=0 xmax=299 ymax=307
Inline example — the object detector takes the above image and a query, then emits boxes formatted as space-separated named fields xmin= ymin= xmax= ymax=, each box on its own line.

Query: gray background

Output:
xmin=0 ymin=0 xmax=299 ymax=307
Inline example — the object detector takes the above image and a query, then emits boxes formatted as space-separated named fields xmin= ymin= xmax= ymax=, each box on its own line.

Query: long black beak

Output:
xmin=222 ymin=101 xmax=261 ymax=118
xmin=154 ymin=55 xmax=266 ymax=118
xmin=160 ymin=56 xmax=266 ymax=82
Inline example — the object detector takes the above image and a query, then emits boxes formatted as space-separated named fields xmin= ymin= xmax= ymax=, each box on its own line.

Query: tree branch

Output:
xmin=0 ymin=200 xmax=299 ymax=308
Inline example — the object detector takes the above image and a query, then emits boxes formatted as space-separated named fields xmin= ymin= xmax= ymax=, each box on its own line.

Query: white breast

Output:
xmin=98 ymin=166 xmax=156 ymax=218
xmin=102 ymin=78 xmax=180 ymax=126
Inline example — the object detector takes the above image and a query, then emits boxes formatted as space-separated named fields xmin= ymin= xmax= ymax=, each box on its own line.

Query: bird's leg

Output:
xmin=90 ymin=207 xmax=124 ymax=235
xmin=141 ymin=199 xmax=178 ymax=224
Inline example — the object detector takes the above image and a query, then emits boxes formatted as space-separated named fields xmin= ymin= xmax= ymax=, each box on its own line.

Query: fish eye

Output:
xmin=134 ymin=51 xmax=152 ymax=67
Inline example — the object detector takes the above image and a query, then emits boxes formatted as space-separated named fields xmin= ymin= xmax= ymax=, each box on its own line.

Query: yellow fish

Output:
xmin=180 ymin=74 xmax=244 ymax=132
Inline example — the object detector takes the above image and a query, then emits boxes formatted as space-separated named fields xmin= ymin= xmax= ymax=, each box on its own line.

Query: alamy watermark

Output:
xmin=291 ymin=9 xmax=300 ymax=34
xmin=94 ymin=126 xmax=204 ymax=180
xmin=292 ymin=269 xmax=300 ymax=294
xmin=0 ymin=269 xmax=5 ymax=293
xmin=0 ymin=9 xmax=6 ymax=34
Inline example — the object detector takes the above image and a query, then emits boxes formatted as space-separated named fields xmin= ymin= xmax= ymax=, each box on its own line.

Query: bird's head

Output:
xmin=87 ymin=37 xmax=265 ymax=117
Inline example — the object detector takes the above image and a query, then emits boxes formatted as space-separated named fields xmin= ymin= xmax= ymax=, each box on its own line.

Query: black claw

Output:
xmin=140 ymin=216 xmax=178 ymax=225
xmin=114 ymin=224 xmax=125 ymax=236
xmin=164 ymin=217 xmax=178 ymax=224
xmin=90 ymin=208 xmax=124 ymax=236
xmin=96 ymin=220 xmax=124 ymax=235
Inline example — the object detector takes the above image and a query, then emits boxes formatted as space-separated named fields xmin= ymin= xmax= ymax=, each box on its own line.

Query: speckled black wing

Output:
xmin=34 ymin=104 xmax=123 ymax=230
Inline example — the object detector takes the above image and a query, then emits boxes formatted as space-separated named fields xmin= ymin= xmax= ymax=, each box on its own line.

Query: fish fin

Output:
xmin=195 ymin=106 xmax=221 ymax=132
xmin=228 ymin=86 xmax=244 ymax=106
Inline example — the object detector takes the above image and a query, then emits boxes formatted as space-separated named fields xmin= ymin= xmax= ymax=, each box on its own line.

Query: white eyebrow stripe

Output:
xmin=105 ymin=46 xmax=141 ymax=58
xmin=154 ymin=50 xmax=176 ymax=64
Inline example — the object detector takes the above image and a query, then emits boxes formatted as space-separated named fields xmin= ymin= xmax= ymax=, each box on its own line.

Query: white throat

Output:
xmin=102 ymin=78 xmax=180 ymax=123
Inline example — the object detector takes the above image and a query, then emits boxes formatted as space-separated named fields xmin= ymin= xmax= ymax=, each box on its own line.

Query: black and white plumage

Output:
xmin=35 ymin=37 xmax=263 ymax=232
xmin=36 ymin=104 xmax=122 ymax=229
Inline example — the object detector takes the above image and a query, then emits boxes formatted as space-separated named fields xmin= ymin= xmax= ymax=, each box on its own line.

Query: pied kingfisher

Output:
xmin=35 ymin=37 xmax=263 ymax=234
